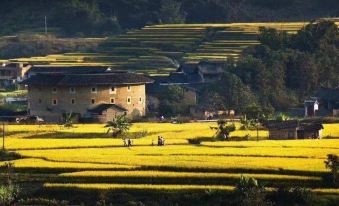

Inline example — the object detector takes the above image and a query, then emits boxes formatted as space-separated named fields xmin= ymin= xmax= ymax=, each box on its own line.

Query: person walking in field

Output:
xmin=157 ymin=136 xmax=165 ymax=146
xmin=123 ymin=138 xmax=127 ymax=147
xmin=161 ymin=136 xmax=165 ymax=146
xmin=157 ymin=136 xmax=161 ymax=146
xmin=128 ymin=138 xmax=132 ymax=147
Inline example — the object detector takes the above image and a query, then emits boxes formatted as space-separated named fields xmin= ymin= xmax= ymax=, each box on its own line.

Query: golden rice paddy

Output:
xmin=1 ymin=122 xmax=338 ymax=194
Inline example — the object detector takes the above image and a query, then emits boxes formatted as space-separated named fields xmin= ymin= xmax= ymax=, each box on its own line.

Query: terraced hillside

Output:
xmin=3 ymin=21 xmax=339 ymax=75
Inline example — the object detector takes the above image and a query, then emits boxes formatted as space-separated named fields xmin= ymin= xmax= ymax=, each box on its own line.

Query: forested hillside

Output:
xmin=200 ymin=20 xmax=339 ymax=114
xmin=0 ymin=0 xmax=338 ymax=36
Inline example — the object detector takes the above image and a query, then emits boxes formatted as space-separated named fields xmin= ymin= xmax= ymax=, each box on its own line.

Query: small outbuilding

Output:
xmin=87 ymin=104 xmax=128 ymax=123
xmin=265 ymin=120 xmax=323 ymax=140
xmin=304 ymin=99 xmax=319 ymax=117
xmin=298 ymin=123 xmax=323 ymax=139
xmin=189 ymin=106 xmax=235 ymax=120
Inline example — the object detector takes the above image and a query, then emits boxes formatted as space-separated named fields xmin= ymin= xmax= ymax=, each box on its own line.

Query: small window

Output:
xmin=70 ymin=87 xmax=76 ymax=94
xmin=71 ymin=98 xmax=75 ymax=104
xmin=127 ymin=85 xmax=131 ymax=92
xmin=52 ymin=87 xmax=57 ymax=94
xmin=127 ymin=97 xmax=131 ymax=104
xmin=110 ymin=86 xmax=116 ymax=94
xmin=91 ymin=98 xmax=95 ymax=104
xmin=110 ymin=98 xmax=115 ymax=104
xmin=52 ymin=99 xmax=57 ymax=105
xmin=38 ymin=99 xmax=42 ymax=104
xmin=91 ymin=87 xmax=97 ymax=93
xmin=138 ymin=97 xmax=142 ymax=104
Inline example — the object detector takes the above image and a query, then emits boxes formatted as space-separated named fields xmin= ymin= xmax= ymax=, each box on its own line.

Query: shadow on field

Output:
xmin=22 ymin=132 xmax=112 ymax=139
xmin=5 ymin=131 xmax=27 ymax=137
xmin=196 ymin=144 xmax=339 ymax=150
xmin=11 ymin=142 xmax=191 ymax=151
xmin=137 ymin=165 xmax=326 ymax=177
xmin=137 ymin=153 xmax=321 ymax=159
xmin=48 ymin=175 xmax=325 ymax=188
xmin=22 ymin=131 xmax=159 ymax=139
xmin=13 ymin=156 xmax=326 ymax=177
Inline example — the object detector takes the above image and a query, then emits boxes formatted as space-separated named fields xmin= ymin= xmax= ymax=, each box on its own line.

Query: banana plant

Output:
xmin=105 ymin=115 xmax=131 ymax=138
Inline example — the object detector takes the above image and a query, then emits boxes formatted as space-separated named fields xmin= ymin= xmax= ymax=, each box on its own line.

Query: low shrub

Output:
xmin=187 ymin=138 xmax=202 ymax=145
xmin=234 ymin=176 xmax=273 ymax=206
xmin=0 ymin=184 xmax=20 ymax=206
xmin=324 ymin=154 xmax=338 ymax=186
xmin=176 ymin=116 xmax=191 ymax=123
xmin=0 ymin=150 xmax=21 ymax=161
xmin=269 ymin=186 xmax=314 ymax=205
xmin=18 ymin=198 xmax=69 ymax=206
xmin=0 ymin=162 xmax=20 ymax=206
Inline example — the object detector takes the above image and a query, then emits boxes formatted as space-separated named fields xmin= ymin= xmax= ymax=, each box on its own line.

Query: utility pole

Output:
xmin=2 ymin=122 xmax=5 ymax=151
xmin=256 ymin=123 xmax=259 ymax=141
xmin=256 ymin=114 xmax=259 ymax=141
xmin=44 ymin=16 xmax=48 ymax=35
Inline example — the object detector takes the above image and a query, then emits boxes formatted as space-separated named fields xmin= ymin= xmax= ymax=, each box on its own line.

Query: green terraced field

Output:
xmin=2 ymin=21 xmax=339 ymax=75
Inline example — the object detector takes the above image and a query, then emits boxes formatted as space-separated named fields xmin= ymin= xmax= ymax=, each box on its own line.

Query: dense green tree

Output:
xmin=238 ymin=20 xmax=338 ymax=112
xmin=183 ymin=0 xmax=228 ymax=23
xmin=258 ymin=27 xmax=290 ymax=50
xmin=158 ymin=85 xmax=184 ymax=102
xmin=202 ymin=72 xmax=259 ymax=112
xmin=285 ymin=51 xmax=318 ymax=95
xmin=158 ymin=0 xmax=186 ymax=24
xmin=0 ymin=0 xmax=337 ymax=36
xmin=52 ymin=0 xmax=103 ymax=35
xmin=234 ymin=176 xmax=272 ymax=206
xmin=292 ymin=20 xmax=338 ymax=52
xmin=157 ymin=85 xmax=189 ymax=116
xmin=210 ymin=119 xmax=236 ymax=140
xmin=324 ymin=154 xmax=338 ymax=185
xmin=249 ymin=0 xmax=295 ymax=9
xmin=200 ymin=92 xmax=226 ymax=111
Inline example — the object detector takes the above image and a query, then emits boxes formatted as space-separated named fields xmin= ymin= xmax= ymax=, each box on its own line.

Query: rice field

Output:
xmin=1 ymin=122 xmax=338 ymax=202
xmin=3 ymin=21 xmax=338 ymax=75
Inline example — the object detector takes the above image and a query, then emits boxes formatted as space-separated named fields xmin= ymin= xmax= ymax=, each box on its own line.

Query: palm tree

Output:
xmin=210 ymin=119 xmax=236 ymax=140
xmin=276 ymin=113 xmax=289 ymax=121
xmin=64 ymin=112 xmax=74 ymax=128
xmin=105 ymin=115 xmax=131 ymax=137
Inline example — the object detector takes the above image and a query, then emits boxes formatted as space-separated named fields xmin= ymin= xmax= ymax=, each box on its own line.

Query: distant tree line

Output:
xmin=0 ymin=0 xmax=338 ymax=36
xmin=201 ymin=20 xmax=338 ymax=115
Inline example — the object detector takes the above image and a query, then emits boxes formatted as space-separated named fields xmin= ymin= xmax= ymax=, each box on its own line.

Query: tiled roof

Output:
xmin=304 ymin=100 xmax=318 ymax=107
xmin=198 ymin=61 xmax=224 ymax=74
xmin=300 ymin=123 xmax=323 ymax=131
xmin=265 ymin=120 xmax=324 ymax=131
xmin=27 ymin=66 xmax=110 ymax=74
xmin=187 ymin=74 xmax=203 ymax=83
xmin=167 ymin=72 xmax=188 ymax=83
xmin=265 ymin=120 xmax=299 ymax=130
xmin=177 ymin=63 xmax=198 ymax=74
xmin=21 ymin=72 xmax=154 ymax=86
